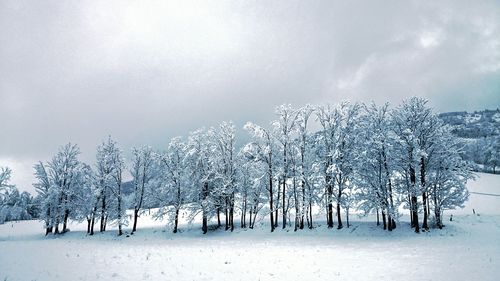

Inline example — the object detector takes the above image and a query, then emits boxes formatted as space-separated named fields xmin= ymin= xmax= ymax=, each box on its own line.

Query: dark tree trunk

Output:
xmin=173 ymin=208 xmax=179 ymax=233
xmin=387 ymin=213 xmax=393 ymax=231
xmin=132 ymin=208 xmax=139 ymax=233
xmin=435 ymin=207 xmax=442 ymax=229
xmin=376 ymin=208 xmax=380 ymax=226
xmin=45 ymin=207 xmax=52 ymax=235
xmin=100 ymin=193 xmax=106 ymax=232
xmin=421 ymin=157 xmax=428 ymax=231
xmin=422 ymin=192 xmax=429 ymax=231
xmin=300 ymin=180 xmax=305 ymax=229
xmin=282 ymin=144 xmax=287 ymax=230
xmin=248 ymin=208 xmax=252 ymax=229
xmin=327 ymin=179 xmax=334 ymax=228
xmin=336 ymin=201 xmax=343 ymax=229
xmin=409 ymin=160 xmax=420 ymax=233
xmin=117 ymin=181 xmax=123 ymax=236
xmin=174 ymin=183 xmax=181 ymax=233
xmin=90 ymin=210 xmax=96 ymax=236
xmin=308 ymin=201 xmax=313 ymax=229
xmin=282 ymin=177 xmax=286 ymax=229
xmin=87 ymin=219 xmax=91 ymax=234
xmin=62 ymin=209 xmax=69 ymax=233
xmin=202 ymin=181 xmax=209 ymax=234
xmin=225 ymin=202 xmax=229 ymax=231
xmin=382 ymin=210 xmax=387 ymax=230
xmin=269 ymin=167 xmax=275 ymax=232
xmin=275 ymin=180 xmax=280 ymax=228
xmin=229 ymin=194 xmax=235 ymax=232
xmin=411 ymin=196 xmax=419 ymax=233
xmin=217 ymin=207 xmax=221 ymax=228
xmin=202 ymin=214 xmax=208 ymax=234
xmin=383 ymin=147 xmax=396 ymax=230
xmin=241 ymin=194 xmax=247 ymax=228
xmin=346 ymin=207 xmax=350 ymax=228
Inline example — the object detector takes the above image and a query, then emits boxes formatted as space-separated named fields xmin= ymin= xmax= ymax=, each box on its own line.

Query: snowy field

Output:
xmin=1 ymin=173 xmax=499 ymax=281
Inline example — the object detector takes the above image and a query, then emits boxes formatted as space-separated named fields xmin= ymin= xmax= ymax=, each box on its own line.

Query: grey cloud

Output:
xmin=1 ymin=0 xmax=499 ymax=191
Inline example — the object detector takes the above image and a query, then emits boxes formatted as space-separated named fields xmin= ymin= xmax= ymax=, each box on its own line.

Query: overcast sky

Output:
xmin=1 ymin=0 xmax=499 ymax=192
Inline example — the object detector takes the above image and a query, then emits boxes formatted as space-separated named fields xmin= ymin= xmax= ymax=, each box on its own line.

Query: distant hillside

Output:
xmin=439 ymin=109 xmax=500 ymax=174
xmin=439 ymin=109 xmax=500 ymax=138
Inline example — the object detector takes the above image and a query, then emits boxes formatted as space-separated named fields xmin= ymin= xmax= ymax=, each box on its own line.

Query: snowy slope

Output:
xmin=0 ymin=173 xmax=499 ymax=281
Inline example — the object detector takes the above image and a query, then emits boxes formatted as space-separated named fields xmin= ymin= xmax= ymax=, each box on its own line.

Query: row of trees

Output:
xmin=32 ymin=97 xmax=472 ymax=235
xmin=464 ymin=136 xmax=500 ymax=174
xmin=0 ymin=167 xmax=39 ymax=223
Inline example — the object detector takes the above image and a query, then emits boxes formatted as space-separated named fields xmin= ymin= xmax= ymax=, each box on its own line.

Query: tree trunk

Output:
xmin=421 ymin=158 xmax=428 ymax=231
xmin=300 ymin=180 xmax=305 ymax=229
xmin=229 ymin=193 xmax=235 ymax=232
xmin=276 ymin=179 xmax=280 ymax=228
xmin=282 ymin=177 xmax=286 ymax=229
xmin=87 ymin=219 xmax=91 ymax=234
xmin=62 ymin=209 xmax=69 ymax=233
xmin=225 ymin=201 xmax=229 ymax=231
xmin=336 ymin=201 xmax=343 ymax=229
xmin=327 ymin=181 xmax=334 ymax=228
xmin=346 ymin=206 xmax=350 ymax=228
xmin=269 ymin=168 xmax=275 ymax=232
xmin=100 ymin=193 xmax=106 ymax=232
xmin=217 ymin=207 xmax=221 ymax=228
xmin=433 ymin=184 xmax=442 ymax=229
xmin=422 ymin=192 xmax=429 ymax=231
xmin=241 ymin=194 xmax=247 ymax=228
xmin=132 ymin=208 xmax=139 ymax=233
xmin=90 ymin=210 xmax=96 ymax=236
xmin=202 ymin=213 xmax=208 ymax=234
xmin=411 ymin=195 xmax=419 ymax=233
xmin=382 ymin=210 xmax=387 ymax=230
xmin=308 ymin=201 xmax=313 ymax=229
xmin=173 ymin=208 xmax=179 ymax=233
xmin=282 ymin=144 xmax=287 ymax=230
xmin=117 ymin=181 xmax=123 ymax=236
xmin=376 ymin=208 xmax=380 ymax=226
xmin=248 ymin=204 xmax=253 ymax=229
xmin=387 ymin=212 xmax=393 ymax=231
xmin=410 ymin=161 xmax=420 ymax=233
xmin=45 ymin=207 xmax=52 ymax=235
xmin=383 ymin=148 xmax=396 ymax=230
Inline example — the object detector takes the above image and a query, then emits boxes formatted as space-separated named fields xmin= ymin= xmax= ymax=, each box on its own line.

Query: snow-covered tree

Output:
xmin=272 ymin=104 xmax=297 ymax=229
xmin=294 ymin=104 xmax=315 ymax=229
xmin=34 ymin=162 xmax=56 ymax=234
xmin=427 ymin=126 xmax=473 ymax=228
xmin=213 ymin=121 xmax=237 ymax=231
xmin=392 ymin=97 xmax=441 ymax=232
xmin=244 ymin=122 xmax=278 ymax=232
xmin=185 ymin=128 xmax=217 ymax=234
xmin=95 ymin=137 xmax=127 ymax=235
xmin=48 ymin=143 xmax=82 ymax=233
xmin=1 ymin=169 xmax=36 ymax=224
xmin=156 ymin=137 xmax=186 ymax=233
xmin=130 ymin=145 xmax=157 ymax=233
xmin=315 ymin=104 xmax=340 ymax=228
xmin=236 ymin=149 xmax=266 ymax=229
xmin=356 ymin=103 xmax=397 ymax=230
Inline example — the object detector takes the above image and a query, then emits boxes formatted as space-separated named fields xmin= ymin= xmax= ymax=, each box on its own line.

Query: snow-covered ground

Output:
xmin=1 ymin=173 xmax=499 ymax=281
